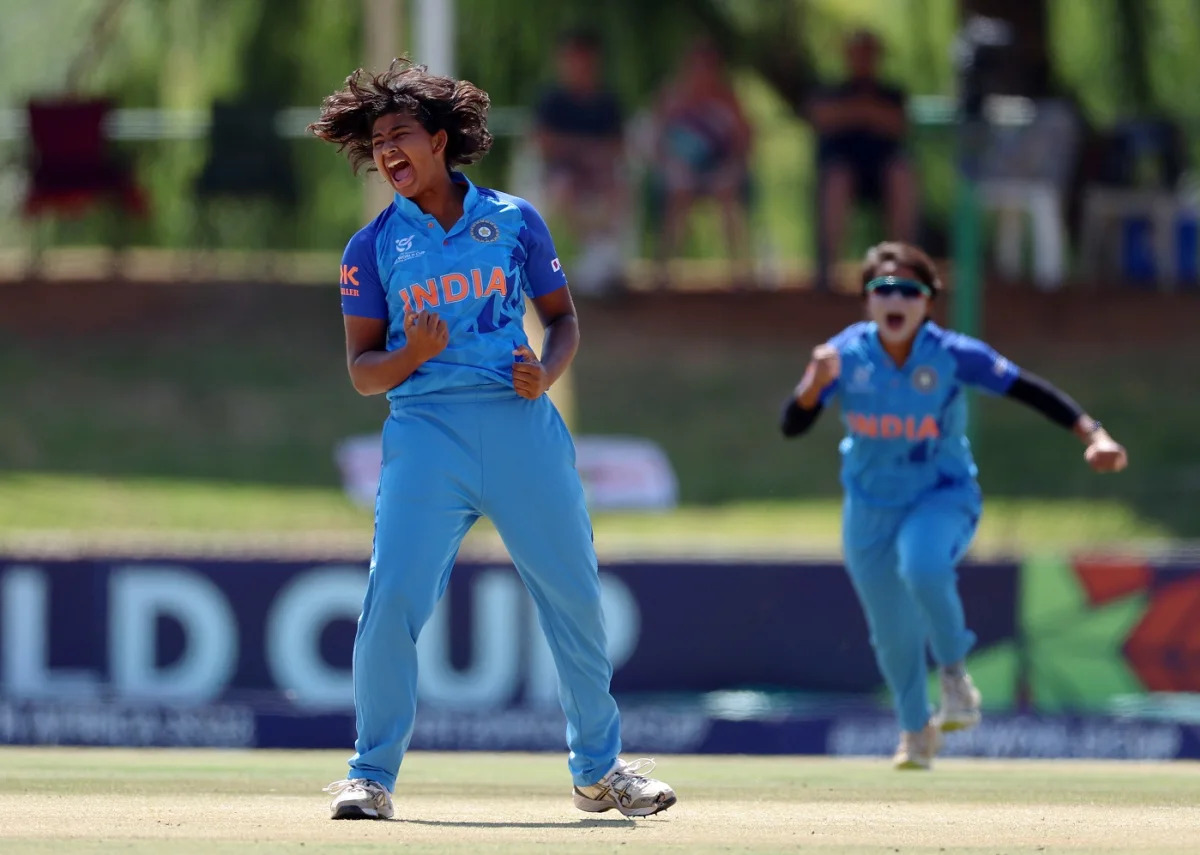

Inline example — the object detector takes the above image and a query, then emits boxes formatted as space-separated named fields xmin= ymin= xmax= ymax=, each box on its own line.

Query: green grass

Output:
xmin=3 ymin=283 xmax=1199 ymax=546
xmin=0 ymin=472 xmax=1171 ymax=558
xmin=574 ymin=334 xmax=1200 ymax=537
xmin=0 ymin=748 xmax=1197 ymax=853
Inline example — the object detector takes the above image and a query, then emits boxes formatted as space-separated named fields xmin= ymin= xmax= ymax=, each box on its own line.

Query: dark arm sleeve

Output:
xmin=781 ymin=399 xmax=823 ymax=438
xmin=1004 ymin=369 xmax=1085 ymax=429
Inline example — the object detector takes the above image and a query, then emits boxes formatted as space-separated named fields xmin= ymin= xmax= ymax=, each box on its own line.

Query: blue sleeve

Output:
xmin=339 ymin=227 xmax=387 ymax=319
xmin=818 ymin=323 xmax=866 ymax=406
xmin=948 ymin=333 xmax=1020 ymax=395
xmin=514 ymin=198 xmax=569 ymax=297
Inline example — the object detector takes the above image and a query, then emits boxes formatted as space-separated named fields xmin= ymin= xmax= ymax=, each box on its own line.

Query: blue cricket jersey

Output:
xmin=820 ymin=320 xmax=1021 ymax=508
xmin=338 ymin=172 xmax=568 ymax=399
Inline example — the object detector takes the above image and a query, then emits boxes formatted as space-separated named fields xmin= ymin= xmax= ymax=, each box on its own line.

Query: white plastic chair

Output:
xmin=977 ymin=99 xmax=1081 ymax=291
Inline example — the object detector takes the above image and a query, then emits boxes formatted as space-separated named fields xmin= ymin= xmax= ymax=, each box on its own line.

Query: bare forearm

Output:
xmin=538 ymin=313 xmax=579 ymax=386
xmin=811 ymin=99 xmax=905 ymax=138
xmin=793 ymin=365 xmax=825 ymax=409
xmin=857 ymin=101 xmax=906 ymax=137
xmin=348 ymin=346 xmax=426 ymax=396
xmin=809 ymin=101 xmax=849 ymax=133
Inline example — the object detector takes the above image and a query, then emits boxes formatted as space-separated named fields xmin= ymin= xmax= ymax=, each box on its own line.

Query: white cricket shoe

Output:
xmin=324 ymin=778 xmax=394 ymax=820
xmin=934 ymin=669 xmax=983 ymax=732
xmin=893 ymin=723 xmax=943 ymax=770
xmin=573 ymin=758 xmax=677 ymax=817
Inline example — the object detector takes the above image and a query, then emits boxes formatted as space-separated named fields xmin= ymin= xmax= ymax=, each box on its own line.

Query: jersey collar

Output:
xmin=390 ymin=171 xmax=479 ymax=223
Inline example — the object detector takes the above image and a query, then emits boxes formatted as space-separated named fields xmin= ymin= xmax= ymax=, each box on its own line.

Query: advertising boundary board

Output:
xmin=2 ymin=553 xmax=1198 ymax=758
xmin=1 ymin=698 xmax=1196 ymax=760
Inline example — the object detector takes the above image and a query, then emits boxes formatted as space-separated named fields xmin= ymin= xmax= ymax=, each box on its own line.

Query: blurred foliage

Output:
xmin=2 ymin=0 xmax=1200 ymax=260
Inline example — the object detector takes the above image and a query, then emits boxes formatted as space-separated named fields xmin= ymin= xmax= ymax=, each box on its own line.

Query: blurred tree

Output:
xmin=456 ymin=0 xmax=814 ymax=120
xmin=24 ymin=0 xmax=1195 ymax=260
xmin=680 ymin=0 xmax=814 ymax=113
xmin=1112 ymin=0 xmax=1157 ymax=116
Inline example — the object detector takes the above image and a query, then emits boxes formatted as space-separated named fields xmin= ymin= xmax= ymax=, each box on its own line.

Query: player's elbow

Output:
xmin=780 ymin=420 xmax=812 ymax=439
xmin=352 ymin=378 xmax=389 ymax=397
xmin=347 ymin=366 xmax=383 ymax=397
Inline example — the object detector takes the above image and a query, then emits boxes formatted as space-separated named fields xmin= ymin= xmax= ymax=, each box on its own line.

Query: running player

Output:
xmin=780 ymin=241 xmax=1128 ymax=769
xmin=309 ymin=59 xmax=675 ymax=819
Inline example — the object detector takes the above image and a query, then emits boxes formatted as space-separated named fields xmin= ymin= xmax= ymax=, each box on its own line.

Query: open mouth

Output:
xmin=386 ymin=159 xmax=414 ymax=186
xmin=885 ymin=312 xmax=906 ymax=330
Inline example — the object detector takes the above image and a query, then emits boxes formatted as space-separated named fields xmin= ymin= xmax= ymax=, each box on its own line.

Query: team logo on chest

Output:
xmin=469 ymin=219 xmax=500 ymax=242
xmin=911 ymin=365 xmax=939 ymax=393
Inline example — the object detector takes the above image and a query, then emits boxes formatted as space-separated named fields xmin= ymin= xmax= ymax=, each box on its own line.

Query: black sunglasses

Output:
xmin=864 ymin=276 xmax=932 ymax=299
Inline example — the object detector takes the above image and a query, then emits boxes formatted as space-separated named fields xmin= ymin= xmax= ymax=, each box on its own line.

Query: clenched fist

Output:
xmin=512 ymin=344 xmax=550 ymax=399
xmin=809 ymin=344 xmax=841 ymax=390
xmin=403 ymin=310 xmax=449 ymax=363
xmin=1085 ymin=434 xmax=1128 ymax=473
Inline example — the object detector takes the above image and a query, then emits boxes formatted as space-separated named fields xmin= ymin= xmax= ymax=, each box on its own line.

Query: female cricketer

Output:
xmin=780 ymin=242 xmax=1128 ymax=769
xmin=309 ymin=60 xmax=675 ymax=819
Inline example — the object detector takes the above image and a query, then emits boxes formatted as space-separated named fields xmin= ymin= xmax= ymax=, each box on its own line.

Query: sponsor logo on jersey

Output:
xmin=551 ymin=257 xmax=562 ymax=272
xmin=470 ymin=220 xmax=500 ymax=243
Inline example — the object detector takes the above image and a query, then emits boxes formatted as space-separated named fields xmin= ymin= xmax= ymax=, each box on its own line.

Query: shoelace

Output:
xmin=616 ymin=758 xmax=656 ymax=779
xmin=323 ymin=779 xmax=386 ymax=799
xmin=610 ymin=758 xmax=658 ymax=796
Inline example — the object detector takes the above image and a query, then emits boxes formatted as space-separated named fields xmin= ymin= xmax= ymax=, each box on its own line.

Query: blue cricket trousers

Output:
xmin=348 ymin=388 xmax=621 ymax=790
xmin=842 ymin=484 xmax=981 ymax=733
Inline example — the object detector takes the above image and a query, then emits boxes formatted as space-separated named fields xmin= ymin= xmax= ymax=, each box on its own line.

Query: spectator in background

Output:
xmin=810 ymin=29 xmax=917 ymax=291
xmin=533 ymin=29 xmax=628 ymax=296
xmin=652 ymin=39 xmax=753 ymax=287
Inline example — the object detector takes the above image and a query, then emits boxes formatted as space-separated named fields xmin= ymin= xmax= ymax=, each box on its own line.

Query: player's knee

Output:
xmin=544 ymin=572 xmax=604 ymax=618
xmin=897 ymin=559 xmax=955 ymax=598
xmin=367 ymin=572 xmax=438 ymax=636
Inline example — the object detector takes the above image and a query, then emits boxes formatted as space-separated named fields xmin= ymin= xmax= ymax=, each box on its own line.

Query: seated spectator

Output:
xmin=533 ymin=29 xmax=628 ymax=295
xmin=810 ymin=30 xmax=917 ymax=290
xmin=652 ymin=39 xmax=753 ymax=286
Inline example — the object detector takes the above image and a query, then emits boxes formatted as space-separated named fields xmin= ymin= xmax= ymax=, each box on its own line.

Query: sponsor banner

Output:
xmin=827 ymin=714 xmax=1198 ymax=761
xmin=0 ymin=557 xmax=1019 ymax=710
xmin=1022 ymin=555 xmax=1200 ymax=709
xmin=6 ymin=553 xmax=1200 ymax=756
xmin=0 ymin=698 xmax=259 ymax=748
xmin=2 ymin=697 xmax=1197 ymax=760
